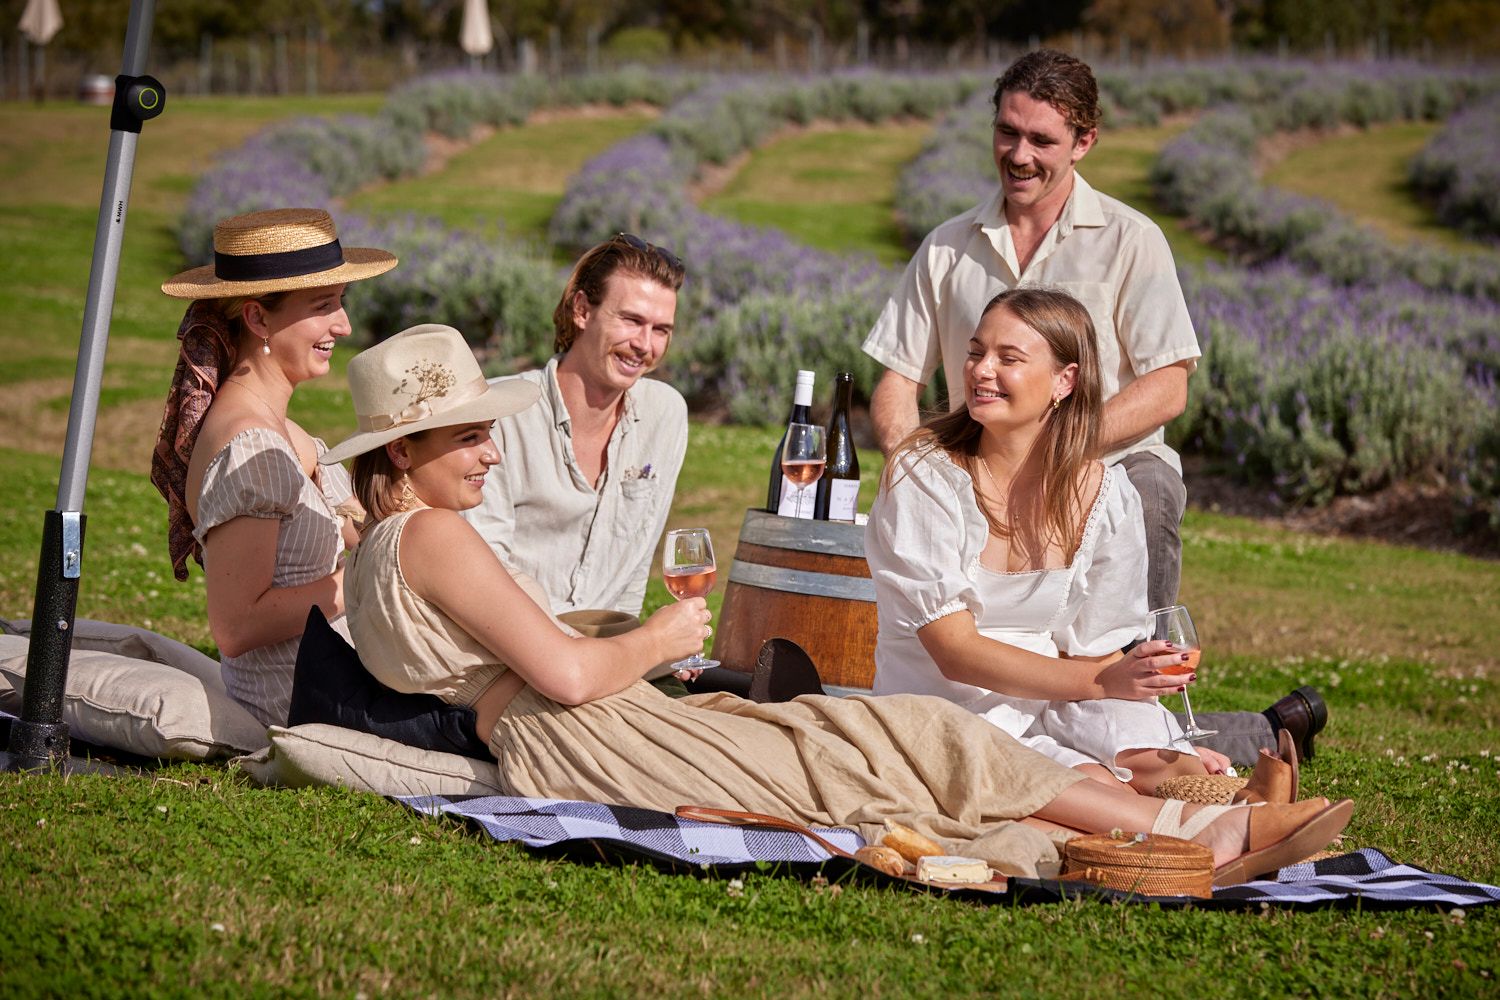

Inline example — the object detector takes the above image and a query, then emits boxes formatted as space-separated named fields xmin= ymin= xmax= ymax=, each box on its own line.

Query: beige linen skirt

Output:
xmin=491 ymin=681 xmax=1085 ymax=877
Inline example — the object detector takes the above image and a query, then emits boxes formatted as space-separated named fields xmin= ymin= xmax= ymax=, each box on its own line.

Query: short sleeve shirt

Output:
xmin=862 ymin=174 xmax=1200 ymax=472
xmin=461 ymin=356 xmax=689 ymax=617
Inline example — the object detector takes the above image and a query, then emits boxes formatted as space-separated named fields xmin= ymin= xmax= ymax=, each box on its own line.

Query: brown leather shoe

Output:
xmin=1233 ymin=729 xmax=1299 ymax=804
xmin=1212 ymin=797 xmax=1353 ymax=886
xmin=1263 ymin=686 xmax=1328 ymax=761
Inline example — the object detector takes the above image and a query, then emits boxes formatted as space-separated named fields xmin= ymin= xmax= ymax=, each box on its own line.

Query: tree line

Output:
xmin=5 ymin=0 xmax=1496 ymax=70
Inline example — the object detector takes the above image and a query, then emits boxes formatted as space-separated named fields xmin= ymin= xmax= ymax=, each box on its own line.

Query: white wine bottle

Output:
xmin=767 ymin=369 xmax=815 ymax=517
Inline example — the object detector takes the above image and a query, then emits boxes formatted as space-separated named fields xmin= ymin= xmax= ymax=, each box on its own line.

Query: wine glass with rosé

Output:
xmin=1150 ymin=604 xmax=1217 ymax=743
xmin=782 ymin=423 xmax=827 ymax=518
xmin=662 ymin=527 xmax=719 ymax=670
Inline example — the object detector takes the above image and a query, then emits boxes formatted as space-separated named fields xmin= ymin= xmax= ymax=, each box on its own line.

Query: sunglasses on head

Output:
xmin=614 ymin=232 xmax=683 ymax=272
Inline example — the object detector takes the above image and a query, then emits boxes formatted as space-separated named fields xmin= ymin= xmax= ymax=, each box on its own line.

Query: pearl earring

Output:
xmin=261 ymin=335 xmax=271 ymax=356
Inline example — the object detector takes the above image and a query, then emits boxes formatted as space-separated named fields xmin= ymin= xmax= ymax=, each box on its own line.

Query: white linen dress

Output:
xmin=866 ymin=448 xmax=1191 ymax=781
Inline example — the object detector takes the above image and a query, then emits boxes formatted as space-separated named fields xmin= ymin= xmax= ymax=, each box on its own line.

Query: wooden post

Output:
xmin=198 ymin=32 xmax=211 ymax=95
xmin=305 ymin=21 xmax=318 ymax=96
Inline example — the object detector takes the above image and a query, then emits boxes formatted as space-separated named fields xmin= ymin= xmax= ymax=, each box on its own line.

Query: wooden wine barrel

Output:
xmin=710 ymin=509 xmax=876 ymax=691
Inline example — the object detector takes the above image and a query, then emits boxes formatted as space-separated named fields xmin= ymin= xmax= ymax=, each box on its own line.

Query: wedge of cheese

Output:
xmin=915 ymin=855 xmax=991 ymax=884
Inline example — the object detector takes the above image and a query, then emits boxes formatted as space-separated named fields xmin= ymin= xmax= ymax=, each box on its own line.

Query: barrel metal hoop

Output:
xmin=738 ymin=509 xmax=866 ymax=558
xmin=727 ymin=560 xmax=876 ymax=602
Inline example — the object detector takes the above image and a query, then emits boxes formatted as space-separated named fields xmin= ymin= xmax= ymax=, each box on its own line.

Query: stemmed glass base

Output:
xmin=670 ymin=652 xmax=720 ymax=671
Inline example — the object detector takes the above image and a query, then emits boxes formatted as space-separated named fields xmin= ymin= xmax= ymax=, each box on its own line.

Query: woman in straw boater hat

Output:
xmin=325 ymin=324 xmax=1352 ymax=885
xmin=151 ymin=207 xmax=396 ymax=726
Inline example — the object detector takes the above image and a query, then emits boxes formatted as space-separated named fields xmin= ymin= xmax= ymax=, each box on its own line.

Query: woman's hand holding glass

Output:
xmin=662 ymin=527 xmax=719 ymax=672
xmin=644 ymin=596 xmax=712 ymax=679
xmin=1097 ymin=639 xmax=1198 ymax=701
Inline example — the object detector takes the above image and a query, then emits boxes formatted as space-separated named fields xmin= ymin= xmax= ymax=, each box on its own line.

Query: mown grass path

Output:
xmin=702 ymin=121 xmax=931 ymax=265
xmin=1264 ymin=121 xmax=1497 ymax=254
xmin=347 ymin=108 xmax=656 ymax=248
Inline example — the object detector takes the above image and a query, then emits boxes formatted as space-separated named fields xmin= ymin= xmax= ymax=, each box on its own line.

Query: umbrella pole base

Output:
xmin=2 ymin=717 xmax=69 ymax=771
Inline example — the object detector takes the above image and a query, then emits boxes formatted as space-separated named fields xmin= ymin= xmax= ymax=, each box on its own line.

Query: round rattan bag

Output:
xmin=1060 ymin=832 xmax=1214 ymax=898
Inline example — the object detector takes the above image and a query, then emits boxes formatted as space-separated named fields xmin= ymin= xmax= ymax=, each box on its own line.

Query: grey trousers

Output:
xmin=1116 ymin=454 xmax=1277 ymax=767
xmin=1116 ymin=451 xmax=1186 ymax=613
xmin=1172 ymin=710 xmax=1276 ymax=768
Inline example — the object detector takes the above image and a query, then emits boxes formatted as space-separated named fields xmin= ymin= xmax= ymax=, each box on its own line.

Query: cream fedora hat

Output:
xmin=162 ymin=207 xmax=397 ymax=299
xmin=320 ymin=324 xmax=540 ymax=465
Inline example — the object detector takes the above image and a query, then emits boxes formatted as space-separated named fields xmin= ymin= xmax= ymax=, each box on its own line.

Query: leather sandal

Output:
xmin=1232 ymin=728 xmax=1299 ymax=804
xmin=1211 ymin=797 xmax=1354 ymax=887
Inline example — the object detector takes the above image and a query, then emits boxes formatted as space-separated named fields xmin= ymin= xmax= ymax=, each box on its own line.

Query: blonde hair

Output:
xmin=216 ymin=291 xmax=290 ymax=360
xmin=351 ymin=433 xmax=429 ymax=528
xmin=887 ymin=288 xmax=1102 ymax=562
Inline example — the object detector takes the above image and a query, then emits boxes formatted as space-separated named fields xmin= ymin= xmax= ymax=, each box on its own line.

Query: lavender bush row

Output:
xmin=339 ymin=214 xmax=558 ymax=359
xmin=1174 ymin=264 xmax=1497 ymax=508
xmin=892 ymin=90 xmax=995 ymax=240
xmin=552 ymin=72 xmax=985 ymax=251
xmin=1409 ymin=94 xmax=1500 ymax=241
xmin=1151 ymin=69 xmax=1500 ymax=300
xmin=383 ymin=67 xmax=702 ymax=139
xmin=891 ymin=61 xmax=1326 ymax=244
xmin=179 ymin=113 xmax=427 ymax=263
xmin=180 ymin=67 xmax=706 ymax=262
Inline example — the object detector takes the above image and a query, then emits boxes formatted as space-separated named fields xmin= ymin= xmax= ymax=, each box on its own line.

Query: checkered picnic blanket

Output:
xmin=398 ymin=793 xmax=1500 ymax=910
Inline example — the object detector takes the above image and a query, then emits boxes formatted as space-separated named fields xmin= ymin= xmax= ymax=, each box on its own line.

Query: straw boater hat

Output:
xmin=320 ymin=324 xmax=540 ymax=465
xmin=161 ymin=207 xmax=397 ymax=299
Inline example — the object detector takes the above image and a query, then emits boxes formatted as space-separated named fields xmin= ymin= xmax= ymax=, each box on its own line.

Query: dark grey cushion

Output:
xmin=288 ymin=608 xmax=490 ymax=761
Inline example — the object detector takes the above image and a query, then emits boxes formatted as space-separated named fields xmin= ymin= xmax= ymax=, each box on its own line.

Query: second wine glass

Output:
xmin=781 ymin=423 xmax=826 ymax=519
xmin=662 ymin=527 xmax=719 ymax=670
xmin=1150 ymin=604 xmax=1216 ymax=743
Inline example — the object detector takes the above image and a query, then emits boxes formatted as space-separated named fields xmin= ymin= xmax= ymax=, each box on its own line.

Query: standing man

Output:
xmin=863 ymin=50 xmax=1326 ymax=766
xmin=464 ymin=235 xmax=689 ymax=618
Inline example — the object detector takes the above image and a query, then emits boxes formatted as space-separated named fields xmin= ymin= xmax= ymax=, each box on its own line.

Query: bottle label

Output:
xmin=827 ymin=479 xmax=859 ymax=522
xmin=777 ymin=479 xmax=815 ymax=518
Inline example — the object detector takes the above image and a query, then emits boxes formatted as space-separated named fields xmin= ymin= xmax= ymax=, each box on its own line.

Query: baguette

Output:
xmin=880 ymin=821 xmax=945 ymax=863
xmin=854 ymin=845 xmax=910 ymax=877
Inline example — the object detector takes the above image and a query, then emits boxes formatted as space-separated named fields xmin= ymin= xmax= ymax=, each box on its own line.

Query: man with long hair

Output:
xmin=464 ymin=235 xmax=688 ymax=618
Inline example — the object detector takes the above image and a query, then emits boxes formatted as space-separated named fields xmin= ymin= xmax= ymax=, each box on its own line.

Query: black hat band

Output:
xmin=214 ymin=239 xmax=346 ymax=282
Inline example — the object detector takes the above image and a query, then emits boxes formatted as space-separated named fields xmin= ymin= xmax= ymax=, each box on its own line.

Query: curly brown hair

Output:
xmin=992 ymin=49 xmax=1101 ymax=137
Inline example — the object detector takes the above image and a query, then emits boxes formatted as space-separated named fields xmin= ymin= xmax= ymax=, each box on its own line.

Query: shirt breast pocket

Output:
xmin=620 ymin=476 xmax=658 ymax=503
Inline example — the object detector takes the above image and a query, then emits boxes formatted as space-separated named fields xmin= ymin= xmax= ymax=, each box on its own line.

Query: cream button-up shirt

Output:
xmin=462 ymin=355 xmax=689 ymax=617
xmin=862 ymin=174 xmax=1201 ymax=472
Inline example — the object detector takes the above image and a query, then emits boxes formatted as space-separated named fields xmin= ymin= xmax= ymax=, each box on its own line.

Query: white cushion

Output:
xmin=234 ymin=724 xmax=505 ymax=797
xmin=0 ymin=641 xmax=267 ymax=760
xmin=0 ymin=617 xmax=224 ymax=691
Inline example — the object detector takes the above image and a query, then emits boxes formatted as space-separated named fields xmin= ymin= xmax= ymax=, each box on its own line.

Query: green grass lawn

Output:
xmin=1263 ymin=121 xmax=1496 ymax=254
xmin=2 ymin=95 xmax=1498 ymax=997
xmin=347 ymin=111 xmax=655 ymax=248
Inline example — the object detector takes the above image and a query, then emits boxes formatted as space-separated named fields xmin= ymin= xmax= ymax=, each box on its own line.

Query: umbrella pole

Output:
xmin=3 ymin=0 xmax=164 ymax=773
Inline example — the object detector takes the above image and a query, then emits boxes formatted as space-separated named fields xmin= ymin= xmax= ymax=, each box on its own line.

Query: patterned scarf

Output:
xmin=150 ymin=301 xmax=238 ymax=582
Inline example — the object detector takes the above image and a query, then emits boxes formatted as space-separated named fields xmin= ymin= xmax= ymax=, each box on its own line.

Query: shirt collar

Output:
xmin=975 ymin=171 xmax=1106 ymax=238
xmin=543 ymin=353 xmax=642 ymax=435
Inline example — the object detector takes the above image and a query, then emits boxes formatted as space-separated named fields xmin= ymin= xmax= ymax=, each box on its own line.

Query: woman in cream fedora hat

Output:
xmin=151 ymin=207 xmax=396 ymax=726
xmin=328 ymin=326 xmax=1352 ymax=886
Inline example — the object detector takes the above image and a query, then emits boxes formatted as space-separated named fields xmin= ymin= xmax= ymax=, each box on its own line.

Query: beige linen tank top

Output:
xmin=345 ymin=509 xmax=509 ymax=707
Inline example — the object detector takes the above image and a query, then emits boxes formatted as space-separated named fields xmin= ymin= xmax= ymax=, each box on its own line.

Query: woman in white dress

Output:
xmin=867 ymin=288 xmax=1232 ymax=794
